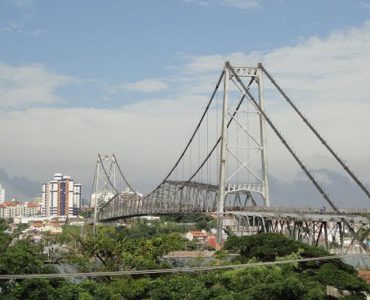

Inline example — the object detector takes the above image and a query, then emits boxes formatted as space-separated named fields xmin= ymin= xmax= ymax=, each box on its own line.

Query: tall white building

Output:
xmin=42 ymin=173 xmax=82 ymax=217
xmin=0 ymin=184 xmax=5 ymax=202
xmin=90 ymin=191 xmax=115 ymax=208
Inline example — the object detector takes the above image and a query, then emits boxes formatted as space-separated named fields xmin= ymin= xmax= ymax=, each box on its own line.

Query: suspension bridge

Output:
xmin=92 ymin=62 xmax=370 ymax=254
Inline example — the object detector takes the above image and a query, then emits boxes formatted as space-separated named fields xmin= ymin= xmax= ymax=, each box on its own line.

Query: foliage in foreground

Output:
xmin=0 ymin=219 xmax=369 ymax=299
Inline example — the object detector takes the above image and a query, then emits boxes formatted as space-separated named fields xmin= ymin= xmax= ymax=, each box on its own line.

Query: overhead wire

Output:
xmin=0 ymin=253 xmax=367 ymax=280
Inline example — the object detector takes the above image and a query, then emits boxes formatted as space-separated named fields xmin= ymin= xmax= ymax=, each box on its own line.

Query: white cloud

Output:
xmin=0 ymin=96 xmax=204 ymax=193
xmin=174 ymin=21 xmax=370 ymax=184
xmin=110 ymin=79 xmax=169 ymax=93
xmin=217 ymin=0 xmax=260 ymax=9
xmin=0 ymin=22 xmax=46 ymax=36
xmin=0 ymin=63 xmax=71 ymax=108
xmin=0 ymin=0 xmax=44 ymax=37
xmin=1 ymin=20 xmax=370 ymax=203
xmin=181 ymin=52 xmax=256 ymax=73
xmin=182 ymin=0 xmax=261 ymax=9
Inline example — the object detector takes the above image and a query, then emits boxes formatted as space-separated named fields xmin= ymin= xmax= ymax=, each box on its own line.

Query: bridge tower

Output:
xmin=91 ymin=154 xmax=119 ymax=233
xmin=217 ymin=63 xmax=270 ymax=243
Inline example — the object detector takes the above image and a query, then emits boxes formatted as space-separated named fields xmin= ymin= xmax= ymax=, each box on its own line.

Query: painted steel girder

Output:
xmin=230 ymin=213 xmax=369 ymax=253
xmin=98 ymin=181 xmax=221 ymax=221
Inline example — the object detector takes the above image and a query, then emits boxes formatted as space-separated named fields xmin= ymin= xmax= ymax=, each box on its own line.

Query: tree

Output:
xmin=223 ymin=233 xmax=369 ymax=296
xmin=316 ymin=263 xmax=369 ymax=294
xmin=0 ymin=237 xmax=72 ymax=300
xmin=61 ymin=224 xmax=187 ymax=271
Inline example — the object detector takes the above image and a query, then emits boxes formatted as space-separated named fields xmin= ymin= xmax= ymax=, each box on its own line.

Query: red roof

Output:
xmin=49 ymin=222 xmax=61 ymax=227
xmin=358 ymin=271 xmax=370 ymax=284
xmin=2 ymin=201 xmax=18 ymax=207
xmin=190 ymin=231 xmax=207 ymax=238
xmin=31 ymin=221 xmax=43 ymax=227
xmin=207 ymin=235 xmax=221 ymax=249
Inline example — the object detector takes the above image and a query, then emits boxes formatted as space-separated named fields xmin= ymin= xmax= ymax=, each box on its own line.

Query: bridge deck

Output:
xmin=228 ymin=210 xmax=370 ymax=225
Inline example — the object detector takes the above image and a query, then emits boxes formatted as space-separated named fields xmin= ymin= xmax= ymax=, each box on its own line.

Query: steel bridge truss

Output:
xmin=97 ymin=62 xmax=370 ymax=251
xmin=98 ymin=180 xmax=260 ymax=220
xmin=223 ymin=66 xmax=270 ymax=206
xmin=228 ymin=211 xmax=370 ymax=254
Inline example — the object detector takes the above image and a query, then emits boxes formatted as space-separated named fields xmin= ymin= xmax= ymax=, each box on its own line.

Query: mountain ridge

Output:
xmin=0 ymin=168 xmax=41 ymax=201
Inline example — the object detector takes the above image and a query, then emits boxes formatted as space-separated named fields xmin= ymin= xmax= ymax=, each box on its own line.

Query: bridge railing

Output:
xmin=238 ymin=206 xmax=370 ymax=215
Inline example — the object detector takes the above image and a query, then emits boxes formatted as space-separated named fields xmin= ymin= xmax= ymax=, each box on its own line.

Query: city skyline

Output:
xmin=0 ymin=1 xmax=369 ymax=207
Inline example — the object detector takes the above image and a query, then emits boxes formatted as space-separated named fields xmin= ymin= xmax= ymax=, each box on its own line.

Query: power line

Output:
xmin=0 ymin=253 xmax=368 ymax=280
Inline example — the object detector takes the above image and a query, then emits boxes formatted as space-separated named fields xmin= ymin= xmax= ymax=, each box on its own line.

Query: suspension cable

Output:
xmin=207 ymin=110 xmax=209 ymax=183
xmin=226 ymin=62 xmax=366 ymax=251
xmin=112 ymin=154 xmax=137 ymax=194
xmin=259 ymin=63 xmax=370 ymax=199
xmin=187 ymin=77 xmax=255 ymax=182
xmin=96 ymin=155 xmax=120 ymax=214
xmin=97 ymin=154 xmax=119 ymax=195
xmin=146 ymin=70 xmax=225 ymax=195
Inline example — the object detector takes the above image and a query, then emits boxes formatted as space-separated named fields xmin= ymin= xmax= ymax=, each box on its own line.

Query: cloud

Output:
xmin=109 ymin=79 xmax=169 ymax=93
xmin=0 ymin=23 xmax=46 ymax=36
xmin=217 ymin=0 xmax=260 ymax=9
xmin=178 ymin=21 xmax=370 ymax=182
xmin=0 ymin=63 xmax=72 ymax=108
xmin=0 ymin=0 xmax=44 ymax=37
xmin=0 ymin=97 xmax=204 ymax=193
xmin=359 ymin=2 xmax=370 ymax=10
xmin=180 ymin=52 xmax=256 ymax=73
xmin=1 ymin=20 xmax=370 ymax=207
xmin=182 ymin=0 xmax=261 ymax=9
xmin=269 ymin=168 xmax=370 ymax=208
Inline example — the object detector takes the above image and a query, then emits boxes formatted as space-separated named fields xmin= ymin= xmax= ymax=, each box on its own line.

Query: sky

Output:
xmin=0 ymin=0 xmax=370 ymax=207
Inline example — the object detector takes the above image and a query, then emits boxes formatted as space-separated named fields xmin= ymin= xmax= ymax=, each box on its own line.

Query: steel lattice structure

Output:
xmin=228 ymin=210 xmax=370 ymax=254
xmin=96 ymin=62 xmax=370 ymax=251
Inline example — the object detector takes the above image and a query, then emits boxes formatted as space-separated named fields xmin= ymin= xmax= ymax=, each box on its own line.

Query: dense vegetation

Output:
xmin=0 ymin=217 xmax=369 ymax=299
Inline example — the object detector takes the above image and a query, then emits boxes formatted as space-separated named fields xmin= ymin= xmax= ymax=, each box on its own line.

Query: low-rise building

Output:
xmin=185 ymin=230 xmax=208 ymax=242
xmin=0 ymin=200 xmax=41 ymax=219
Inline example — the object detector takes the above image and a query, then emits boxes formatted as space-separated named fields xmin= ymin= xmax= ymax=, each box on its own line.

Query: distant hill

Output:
xmin=269 ymin=168 xmax=370 ymax=208
xmin=0 ymin=169 xmax=41 ymax=201
xmin=0 ymin=167 xmax=368 ymax=207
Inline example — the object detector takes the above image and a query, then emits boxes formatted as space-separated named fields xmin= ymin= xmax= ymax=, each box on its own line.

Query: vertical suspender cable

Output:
xmin=198 ymin=126 xmax=200 ymax=182
xmin=146 ymin=70 xmax=225 ymax=196
xmin=187 ymin=78 xmax=255 ymax=183
xmin=207 ymin=109 xmax=210 ymax=184
xmin=112 ymin=154 xmax=137 ymax=194
xmin=226 ymin=62 xmax=366 ymax=251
